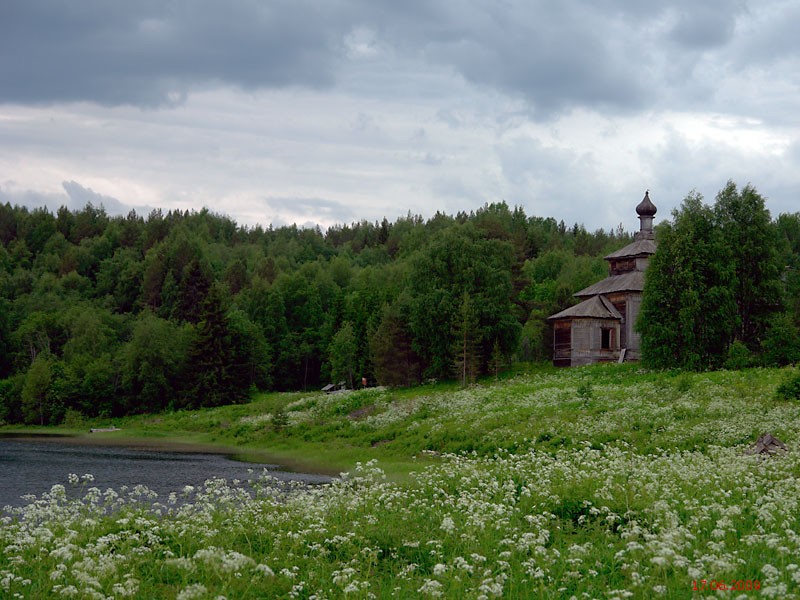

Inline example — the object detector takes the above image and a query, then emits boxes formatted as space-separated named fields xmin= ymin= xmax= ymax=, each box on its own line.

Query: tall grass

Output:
xmin=3 ymin=364 xmax=800 ymax=598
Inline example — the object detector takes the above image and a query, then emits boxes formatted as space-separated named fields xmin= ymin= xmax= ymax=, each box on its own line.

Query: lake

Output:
xmin=0 ymin=436 xmax=332 ymax=508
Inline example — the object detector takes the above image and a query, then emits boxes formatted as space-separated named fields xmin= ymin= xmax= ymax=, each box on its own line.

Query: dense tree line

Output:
xmin=2 ymin=183 xmax=797 ymax=424
xmin=0 ymin=201 xmax=630 ymax=423
xmin=639 ymin=182 xmax=800 ymax=370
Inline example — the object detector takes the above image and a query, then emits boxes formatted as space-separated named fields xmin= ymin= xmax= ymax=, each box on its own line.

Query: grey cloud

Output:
xmin=0 ymin=0 xmax=769 ymax=118
xmin=62 ymin=180 xmax=134 ymax=214
xmin=0 ymin=0 xmax=347 ymax=107
xmin=420 ymin=153 xmax=443 ymax=166
xmin=263 ymin=196 xmax=355 ymax=224
xmin=667 ymin=5 xmax=739 ymax=49
xmin=364 ymin=1 xmax=748 ymax=116
xmin=638 ymin=128 xmax=800 ymax=221
xmin=731 ymin=3 xmax=800 ymax=65
xmin=0 ymin=180 xmax=154 ymax=217
xmin=436 ymin=109 xmax=463 ymax=129
xmin=422 ymin=6 xmax=648 ymax=116
xmin=0 ymin=185 xmax=66 ymax=212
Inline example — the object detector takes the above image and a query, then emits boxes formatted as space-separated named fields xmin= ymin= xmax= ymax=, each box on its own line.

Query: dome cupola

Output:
xmin=635 ymin=190 xmax=656 ymax=239
xmin=636 ymin=190 xmax=657 ymax=217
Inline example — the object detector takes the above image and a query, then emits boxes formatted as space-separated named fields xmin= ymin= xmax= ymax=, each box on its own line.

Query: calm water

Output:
xmin=0 ymin=438 xmax=332 ymax=508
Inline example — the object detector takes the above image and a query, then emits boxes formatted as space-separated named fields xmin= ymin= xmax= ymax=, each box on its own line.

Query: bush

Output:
xmin=775 ymin=370 xmax=800 ymax=401
xmin=271 ymin=407 xmax=289 ymax=432
xmin=674 ymin=373 xmax=693 ymax=394
xmin=762 ymin=312 xmax=800 ymax=366
xmin=724 ymin=340 xmax=757 ymax=370
xmin=576 ymin=382 xmax=592 ymax=407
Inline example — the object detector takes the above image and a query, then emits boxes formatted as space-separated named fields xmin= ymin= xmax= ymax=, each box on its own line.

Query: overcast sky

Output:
xmin=1 ymin=0 xmax=799 ymax=233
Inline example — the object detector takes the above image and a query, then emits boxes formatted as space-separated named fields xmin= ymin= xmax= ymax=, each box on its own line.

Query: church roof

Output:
xmin=574 ymin=271 xmax=645 ymax=297
xmin=604 ymin=238 xmax=657 ymax=260
xmin=548 ymin=294 xmax=623 ymax=321
xmin=636 ymin=190 xmax=657 ymax=217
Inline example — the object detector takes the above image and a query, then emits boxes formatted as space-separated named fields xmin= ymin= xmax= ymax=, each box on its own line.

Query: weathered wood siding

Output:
xmin=565 ymin=318 xmax=620 ymax=366
xmin=553 ymin=321 xmax=572 ymax=367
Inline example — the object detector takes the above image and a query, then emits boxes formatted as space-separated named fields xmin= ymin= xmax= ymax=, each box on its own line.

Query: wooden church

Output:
xmin=548 ymin=191 xmax=657 ymax=366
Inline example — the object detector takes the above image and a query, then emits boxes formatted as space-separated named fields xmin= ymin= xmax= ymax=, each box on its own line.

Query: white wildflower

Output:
xmin=176 ymin=583 xmax=207 ymax=600
xmin=417 ymin=579 xmax=444 ymax=597
xmin=255 ymin=564 xmax=275 ymax=577
xmin=440 ymin=516 xmax=456 ymax=533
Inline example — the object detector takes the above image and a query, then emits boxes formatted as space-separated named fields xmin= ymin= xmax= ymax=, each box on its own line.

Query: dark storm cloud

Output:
xmin=352 ymin=0 xmax=755 ymax=116
xmin=0 ymin=0 xmax=348 ymax=107
xmin=0 ymin=0 xmax=755 ymax=113
xmin=667 ymin=5 xmax=738 ymax=49
xmin=417 ymin=3 xmax=650 ymax=115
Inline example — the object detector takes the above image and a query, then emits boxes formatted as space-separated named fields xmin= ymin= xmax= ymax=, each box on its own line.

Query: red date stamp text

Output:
xmin=692 ymin=579 xmax=761 ymax=592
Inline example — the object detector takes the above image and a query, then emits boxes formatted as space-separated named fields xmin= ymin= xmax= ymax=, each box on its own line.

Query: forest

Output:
xmin=1 ymin=182 xmax=799 ymax=424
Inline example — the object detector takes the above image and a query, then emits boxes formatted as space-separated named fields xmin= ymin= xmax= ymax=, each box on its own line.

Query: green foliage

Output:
xmin=775 ymin=369 xmax=800 ymax=401
xmin=639 ymin=192 xmax=737 ymax=370
xmin=62 ymin=408 xmax=86 ymax=428
xmin=519 ymin=249 xmax=606 ymax=358
xmin=714 ymin=181 xmax=783 ymax=349
xmin=0 ymin=374 xmax=24 ymax=423
xmin=576 ymin=381 xmax=593 ymax=406
xmin=271 ymin=406 xmax=289 ymax=432
xmin=640 ymin=183 xmax=786 ymax=371
xmin=0 ymin=297 xmax=12 ymax=378
xmin=724 ymin=340 xmax=757 ymax=370
xmin=369 ymin=298 xmax=421 ymax=387
xmin=120 ymin=312 xmax=190 ymax=414
xmin=408 ymin=223 xmax=520 ymax=379
xmin=674 ymin=372 xmax=693 ymax=394
xmin=183 ymin=284 xmax=259 ymax=409
xmin=328 ymin=321 xmax=358 ymax=388
xmin=21 ymin=353 xmax=56 ymax=425
xmin=489 ymin=338 xmax=505 ymax=379
xmin=761 ymin=311 xmax=800 ymax=366
xmin=227 ymin=308 xmax=272 ymax=391
xmin=452 ymin=292 xmax=481 ymax=386
xmin=1 ymin=190 xmax=795 ymax=424
xmin=5 ymin=366 xmax=795 ymax=600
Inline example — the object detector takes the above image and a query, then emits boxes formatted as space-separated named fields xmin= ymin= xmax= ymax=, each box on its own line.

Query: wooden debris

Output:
xmin=746 ymin=433 xmax=787 ymax=455
xmin=89 ymin=426 xmax=120 ymax=433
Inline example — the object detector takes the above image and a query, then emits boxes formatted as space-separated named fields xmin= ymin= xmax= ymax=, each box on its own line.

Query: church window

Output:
xmin=601 ymin=327 xmax=614 ymax=350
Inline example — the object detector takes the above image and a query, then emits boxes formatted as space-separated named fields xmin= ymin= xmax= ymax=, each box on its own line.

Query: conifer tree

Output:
xmin=369 ymin=299 xmax=421 ymax=387
xmin=639 ymin=192 xmax=736 ymax=369
xmin=184 ymin=284 xmax=250 ymax=408
xmin=714 ymin=181 xmax=782 ymax=349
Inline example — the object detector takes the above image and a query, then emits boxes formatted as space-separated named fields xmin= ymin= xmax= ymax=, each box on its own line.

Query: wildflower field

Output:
xmin=3 ymin=365 xmax=800 ymax=599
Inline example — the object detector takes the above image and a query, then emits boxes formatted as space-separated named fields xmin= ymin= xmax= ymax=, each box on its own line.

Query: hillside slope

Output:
xmin=3 ymin=364 xmax=800 ymax=598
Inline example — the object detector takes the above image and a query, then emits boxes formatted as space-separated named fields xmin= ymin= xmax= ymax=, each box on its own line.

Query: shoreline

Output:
xmin=0 ymin=430 xmax=340 ymax=476
xmin=1 ymin=430 xmax=240 ymax=454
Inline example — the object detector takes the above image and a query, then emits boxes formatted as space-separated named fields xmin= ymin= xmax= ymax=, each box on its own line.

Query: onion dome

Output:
xmin=635 ymin=190 xmax=657 ymax=240
xmin=636 ymin=190 xmax=657 ymax=217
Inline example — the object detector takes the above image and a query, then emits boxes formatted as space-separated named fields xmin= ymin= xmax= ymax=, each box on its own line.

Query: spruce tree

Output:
xmin=714 ymin=181 xmax=782 ymax=349
xmin=369 ymin=299 xmax=421 ymax=387
xmin=638 ymin=192 xmax=736 ymax=370
xmin=184 ymin=284 xmax=250 ymax=408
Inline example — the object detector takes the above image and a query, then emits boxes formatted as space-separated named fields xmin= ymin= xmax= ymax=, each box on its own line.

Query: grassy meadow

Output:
xmin=3 ymin=364 xmax=800 ymax=598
